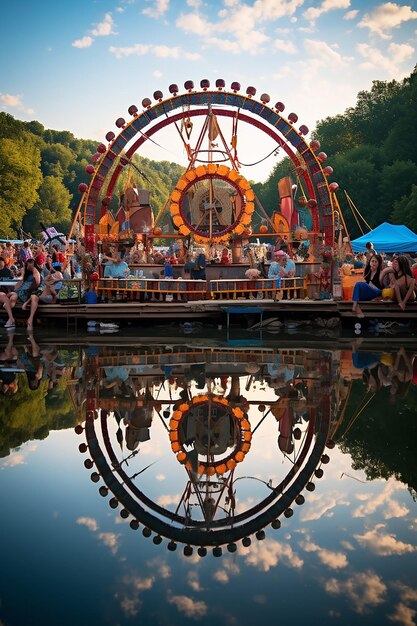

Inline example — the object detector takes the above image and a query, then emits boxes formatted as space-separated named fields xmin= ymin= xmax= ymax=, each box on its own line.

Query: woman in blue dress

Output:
xmin=352 ymin=254 xmax=383 ymax=318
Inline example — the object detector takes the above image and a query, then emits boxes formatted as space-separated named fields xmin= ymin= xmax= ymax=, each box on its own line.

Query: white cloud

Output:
xmin=143 ymin=0 xmax=169 ymax=19
xmin=357 ymin=41 xmax=414 ymax=74
xmin=176 ymin=0 xmax=305 ymax=55
xmin=358 ymin=2 xmax=417 ymax=39
xmin=187 ymin=0 xmax=202 ymax=7
xmin=303 ymin=39 xmax=354 ymax=68
xmin=108 ymin=43 xmax=201 ymax=60
xmin=72 ymin=36 xmax=94 ymax=49
xmin=155 ymin=472 xmax=165 ymax=479
xmin=303 ymin=0 xmax=351 ymax=25
xmin=344 ymin=9 xmax=358 ymax=20
xmin=274 ymin=39 xmax=297 ymax=54
xmin=168 ymin=594 xmax=208 ymax=618
xmin=354 ymin=524 xmax=417 ymax=557
xmin=77 ymin=516 xmax=99 ymax=532
xmin=300 ymin=540 xmax=348 ymax=569
xmin=109 ymin=43 xmax=151 ymax=58
xmin=91 ymin=13 xmax=115 ymax=37
xmin=242 ymin=539 xmax=304 ymax=572
xmin=72 ymin=12 xmax=115 ymax=49
xmin=325 ymin=570 xmax=387 ymax=614
xmin=153 ymin=45 xmax=180 ymax=57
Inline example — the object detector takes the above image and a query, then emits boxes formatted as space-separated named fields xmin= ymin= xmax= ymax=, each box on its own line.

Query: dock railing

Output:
xmin=96 ymin=276 xmax=306 ymax=302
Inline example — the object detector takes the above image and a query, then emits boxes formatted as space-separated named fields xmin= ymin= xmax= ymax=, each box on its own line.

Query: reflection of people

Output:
xmin=19 ymin=332 xmax=43 ymax=390
xmin=390 ymin=347 xmax=413 ymax=402
xmin=124 ymin=385 xmax=156 ymax=451
xmin=0 ymin=330 xmax=18 ymax=395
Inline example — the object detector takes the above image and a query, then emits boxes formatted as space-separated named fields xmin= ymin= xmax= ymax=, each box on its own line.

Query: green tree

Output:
xmin=24 ymin=175 xmax=72 ymax=235
xmin=41 ymin=143 xmax=75 ymax=177
xmin=0 ymin=136 xmax=42 ymax=237
xmin=379 ymin=160 xmax=417 ymax=220
xmin=392 ymin=185 xmax=417 ymax=229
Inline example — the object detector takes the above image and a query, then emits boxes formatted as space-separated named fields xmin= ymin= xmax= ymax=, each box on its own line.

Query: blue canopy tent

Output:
xmin=351 ymin=222 xmax=417 ymax=253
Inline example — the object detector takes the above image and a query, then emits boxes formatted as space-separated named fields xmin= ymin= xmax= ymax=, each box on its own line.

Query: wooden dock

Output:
xmin=2 ymin=297 xmax=417 ymax=328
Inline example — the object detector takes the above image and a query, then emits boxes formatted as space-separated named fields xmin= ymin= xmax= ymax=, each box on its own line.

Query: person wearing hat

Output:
xmin=268 ymin=250 xmax=296 ymax=279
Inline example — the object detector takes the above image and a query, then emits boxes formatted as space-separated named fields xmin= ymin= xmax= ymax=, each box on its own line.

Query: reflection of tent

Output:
xmin=351 ymin=222 xmax=417 ymax=253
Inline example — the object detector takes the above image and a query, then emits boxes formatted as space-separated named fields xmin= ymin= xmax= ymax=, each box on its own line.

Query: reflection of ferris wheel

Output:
xmin=78 ymin=79 xmax=339 ymax=246
xmin=75 ymin=353 xmax=337 ymax=557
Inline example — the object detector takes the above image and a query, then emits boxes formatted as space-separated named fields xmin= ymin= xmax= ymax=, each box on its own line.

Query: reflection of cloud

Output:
xmin=253 ymin=595 xmax=267 ymax=604
xmin=388 ymin=583 xmax=417 ymax=626
xmin=77 ymin=516 xmax=98 ymax=532
xmin=168 ymin=594 xmax=208 ymax=619
xmin=325 ymin=570 xmax=387 ymax=614
xmin=300 ymin=540 xmax=348 ymax=569
xmin=213 ymin=570 xmax=229 ymax=584
xmin=299 ymin=492 xmax=348 ymax=522
xmin=98 ymin=532 xmax=120 ymax=555
xmin=187 ymin=570 xmax=203 ymax=592
xmin=1 ymin=443 xmax=38 ymax=468
xmin=147 ymin=557 xmax=171 ymax=579
xmin=157 ymin=493 xmax=182 ymax=506
xmin=354 ymin=524 xmax=417 ymax=557
xmin=77 ymin=517 xmax=120 ymax=554
xmin=388 ymin=603 xmax=417 ymax=626
xmin=119 ymin=575 xmax=155 ymax=617
xmin=242 ymin=539 xmax=303 ymax=572
xmin=353 ymin=480 xmax=408 ymax=519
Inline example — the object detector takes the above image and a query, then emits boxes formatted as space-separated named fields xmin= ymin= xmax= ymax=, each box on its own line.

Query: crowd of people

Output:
xmin=350 ymin=242 xmax=417 ymax=318
xmin=0 ymin=239 xmax=78 ymax=329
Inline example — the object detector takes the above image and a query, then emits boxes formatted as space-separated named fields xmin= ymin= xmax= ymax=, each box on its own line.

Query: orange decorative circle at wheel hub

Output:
xmin=169 ymin=395 xmax=252 ymax=475
xmin=169 ymin=164 xmax=255 ymax=242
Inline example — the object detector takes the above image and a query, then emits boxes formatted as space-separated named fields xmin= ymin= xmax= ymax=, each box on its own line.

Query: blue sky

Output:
xmin=1 ymin=0 xmax=417 ymax=181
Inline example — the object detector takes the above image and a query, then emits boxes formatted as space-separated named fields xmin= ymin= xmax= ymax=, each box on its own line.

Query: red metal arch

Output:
xmin=103 ymin=108 xmax=319 ymax=231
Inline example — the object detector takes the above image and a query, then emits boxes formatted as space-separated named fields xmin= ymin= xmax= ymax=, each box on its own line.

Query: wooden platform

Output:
xmin=2 ymin=298 xmax=417 ymax=327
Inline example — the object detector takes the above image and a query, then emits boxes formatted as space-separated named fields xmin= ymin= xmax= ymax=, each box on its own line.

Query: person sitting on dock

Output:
xmin=103 ymin=253 xmax=129 ymax=278
xmin=352 ymin=254 xmax=384 ymax=318
xmin=387 ymin=255 xmax=416 ymax=311
xmin=268 ymin=250 xmax=295 ymax=280
xmin=5 ymin=259 xmax=44 ymax=329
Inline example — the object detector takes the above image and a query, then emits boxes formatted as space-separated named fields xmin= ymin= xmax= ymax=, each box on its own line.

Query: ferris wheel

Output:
xmin=77 ymin=79 xmax=339 ymax=247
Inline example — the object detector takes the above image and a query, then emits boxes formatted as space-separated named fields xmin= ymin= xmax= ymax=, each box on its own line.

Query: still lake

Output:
xmin=1 ymin=324 xmax=417 ymax=626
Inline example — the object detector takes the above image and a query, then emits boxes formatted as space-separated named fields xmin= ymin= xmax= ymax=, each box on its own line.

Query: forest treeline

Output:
xmin=1 ymin=65 xmax=416 ymax=240
xmin=0 ymin=113 xmax=184 ymax=239
xmin=255 ymin=66 xmax=417 ymax=238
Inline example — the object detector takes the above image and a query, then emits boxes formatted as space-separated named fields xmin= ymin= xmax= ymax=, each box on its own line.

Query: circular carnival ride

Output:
xmin=77 ymin=79 xmax=339 ymax=251
xmin=75 ymin=346 xmax=338 ymax=556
